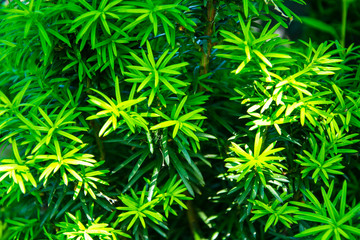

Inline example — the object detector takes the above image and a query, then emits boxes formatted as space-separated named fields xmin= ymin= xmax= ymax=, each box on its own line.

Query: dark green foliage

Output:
xmin=0 ymin=0 xmax=359 ymax=239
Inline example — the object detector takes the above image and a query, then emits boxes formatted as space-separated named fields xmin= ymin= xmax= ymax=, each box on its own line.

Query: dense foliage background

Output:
xmin=0 ymin=0 xmax=360 ymax=239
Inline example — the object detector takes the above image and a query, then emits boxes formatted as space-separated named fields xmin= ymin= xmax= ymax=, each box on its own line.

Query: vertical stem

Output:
xmin=186 ymin=2 xmax=217 ymax=239
xmin=93 ymin=122 xmax=106 ymax=161
xmin=341 ymin=0 xmax=348 ymax=47
xmin=86 ymin=77 xmax=106 ymax=161
xmin=200 ymin=0 xmax=217 ymax=76
xmin=186 ymin=200 xmax=201 ymax=240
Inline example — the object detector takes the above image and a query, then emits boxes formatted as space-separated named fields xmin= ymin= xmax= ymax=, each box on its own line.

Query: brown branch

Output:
xmin=92 ymin=121 xmax=106 ymax=161
xmin=186 ymin=199 xmax=201 ymax=240
xmin=200 ymin=0 xmax=217 ymax=76
xmin=86 ymin=77 xmax=106 ymax=161
xmin=186 ymin=2 xmax=218 ymax=239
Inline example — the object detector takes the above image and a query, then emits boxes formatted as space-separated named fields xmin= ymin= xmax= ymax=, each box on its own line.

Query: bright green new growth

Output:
xmin=0 ymin=0 xmax=359 ymax=239
xmin=292 ymin=181 xmax=360 ymax=240
xmin=226 ymin=131 xmax=286 ymax=186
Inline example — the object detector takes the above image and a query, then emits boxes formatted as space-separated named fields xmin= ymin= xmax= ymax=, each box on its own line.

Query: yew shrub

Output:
xmin=0 ymin=0 xmax=360 ymax=239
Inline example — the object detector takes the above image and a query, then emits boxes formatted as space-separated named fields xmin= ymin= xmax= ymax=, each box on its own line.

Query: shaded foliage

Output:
xmin=0 ymin=0 xmax=359 ymax=239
